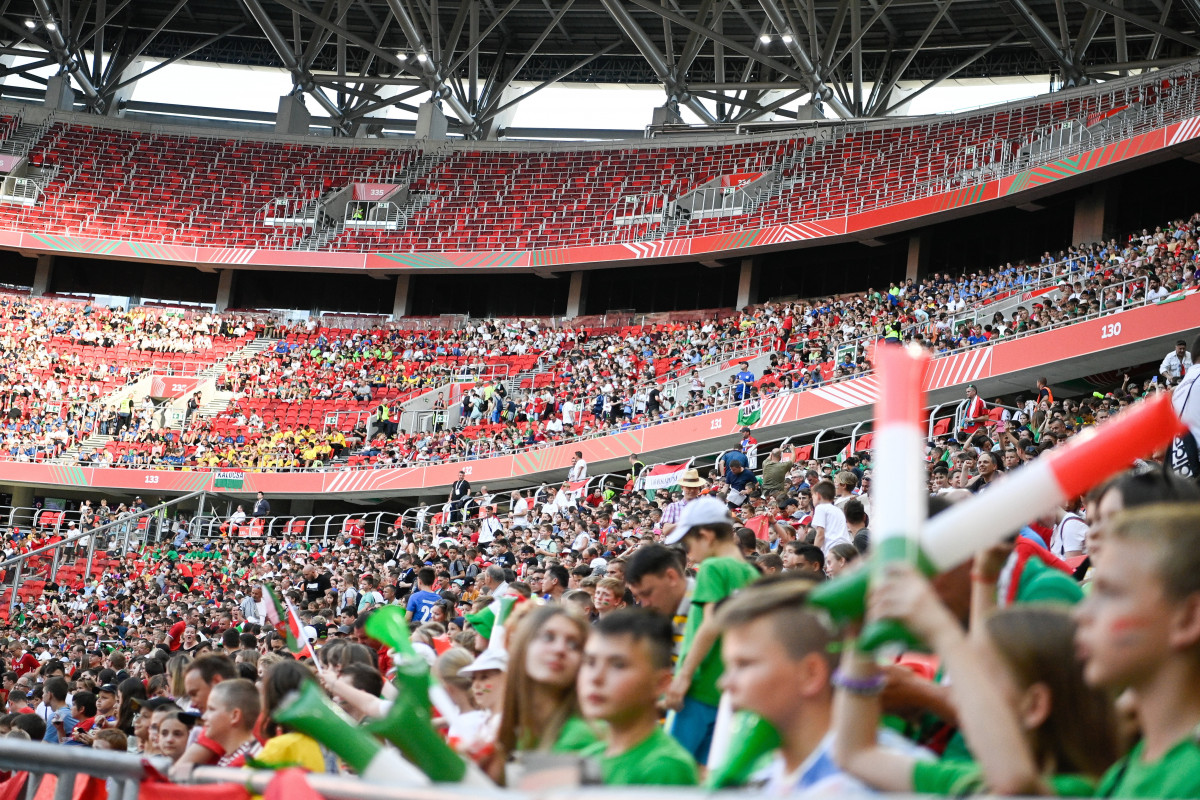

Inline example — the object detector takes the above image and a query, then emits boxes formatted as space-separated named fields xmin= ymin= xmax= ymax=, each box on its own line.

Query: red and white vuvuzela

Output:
xmin=920 ymin=389 xmax=1186 ymax=570
xmin=857 ymin=343 xmax=932 ymax=650
xmin=811 ymin=387 xmax=1187 ymax=626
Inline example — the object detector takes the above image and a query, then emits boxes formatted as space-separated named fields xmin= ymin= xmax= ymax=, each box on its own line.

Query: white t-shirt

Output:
xmin=812 ymin=503 xmax=850 ymax=554
xmin=1049 ymin=513 xmax=1088 ymax=557
xmin=478 ymin=516 xmax=503 ymax=545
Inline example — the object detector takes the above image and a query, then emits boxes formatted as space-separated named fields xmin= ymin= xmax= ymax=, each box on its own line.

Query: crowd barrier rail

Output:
xmin=0 ymin=739 xmax=1095 ymax=800
xmin=0 ymin=737 xmax=169 ymax=800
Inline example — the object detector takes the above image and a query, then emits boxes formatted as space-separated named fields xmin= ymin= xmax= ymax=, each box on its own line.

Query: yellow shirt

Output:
xmin=255 ymin=732 xmax=326 ymax=773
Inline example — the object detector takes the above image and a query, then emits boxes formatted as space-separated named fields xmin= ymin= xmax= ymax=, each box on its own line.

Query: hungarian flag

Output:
xmin=1152 ymin=286 xmax=1190 ymax=302
xmin=263 ymin=584 xmax=319 ymax=663
xmin=736 ymin=398 xmax=762 ymax=427
xmin=642 ymin=463 xmax=689 ymax=497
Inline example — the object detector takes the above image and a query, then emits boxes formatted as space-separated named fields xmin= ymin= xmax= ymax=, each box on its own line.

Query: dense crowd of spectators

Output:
xmin=0 ymin=349 xmax=1193 ymax=796
xmin=0 ymin=214 xmax=1195 ymax=474
xmin=100 ymin=213 xmax=1199 ymax=472
xmin=0 ymin=297 xmax=256 ymax=465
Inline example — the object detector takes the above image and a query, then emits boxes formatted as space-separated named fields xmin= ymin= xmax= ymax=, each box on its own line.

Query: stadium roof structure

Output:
xmin=0 ymin=0 xmax=1199 ymax=139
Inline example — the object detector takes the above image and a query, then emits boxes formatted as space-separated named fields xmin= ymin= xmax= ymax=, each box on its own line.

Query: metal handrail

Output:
xmin=0 ymin=490 xmax=208 ymax=613
xmin=0 ymin=738 xmax=169 ymax=800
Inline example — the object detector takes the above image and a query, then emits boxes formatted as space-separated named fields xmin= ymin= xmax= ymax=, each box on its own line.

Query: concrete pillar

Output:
xmin=736 ymin=257 xmax=758 ymax=309
xmin=1072 ymin=185 xmax=1109 ymax=245
xmin=393 ymin=274 xmax=413 ymax=318
xmin=415 ymin=102 xmax=448 ymax=140
xmin=32 ymin=254 xmax=52 ymax=296
xmin=276 ymin=95 xmax=312 ymax=135
xmin=289 ymin=498 xmax=314 ymax=517
xmin=215 ymin=269 xmax=235 ymax=312
xmin=566 ymin=272 xmax=588 ymax=318
xmin=9 ymin=485 xmax=33 ymax=510
xmin=906 ymin=234 xmax=928 ymax=282
xmin=44 ymin=74 xmax=75 ymax=111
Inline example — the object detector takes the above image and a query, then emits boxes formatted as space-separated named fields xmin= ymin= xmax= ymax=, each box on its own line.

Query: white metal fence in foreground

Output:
xmin=0 ymin=738 xmax=1103 ymax=800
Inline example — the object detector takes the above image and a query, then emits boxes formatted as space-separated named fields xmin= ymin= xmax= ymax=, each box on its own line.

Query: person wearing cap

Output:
xmin=660 ymin=496 xmax=759 ymax=765
xmin=733 ymin=361 xmax=755 ymax=402
xmin=661 ymin=469 xmax=705 ymax=526
xmin=450 ymin=649 xmax=507 ymax=760
xmin=90 ymin=683 xmax=119 ymax=729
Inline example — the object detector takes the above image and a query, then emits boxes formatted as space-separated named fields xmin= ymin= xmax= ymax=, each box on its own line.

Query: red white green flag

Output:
xmin=264 ymin=584 xmax=320 ymax=664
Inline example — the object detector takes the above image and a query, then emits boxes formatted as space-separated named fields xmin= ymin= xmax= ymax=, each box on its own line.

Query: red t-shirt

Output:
xmin=12 ymin=652 xmax=39 ymax=676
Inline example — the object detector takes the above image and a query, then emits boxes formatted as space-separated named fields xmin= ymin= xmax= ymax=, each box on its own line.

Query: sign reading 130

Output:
xmin=1100 ymin=321 xmax=1122 ymax=340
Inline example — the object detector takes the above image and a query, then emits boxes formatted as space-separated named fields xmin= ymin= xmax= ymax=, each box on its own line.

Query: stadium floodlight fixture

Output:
xmin=759 ymin=33 xmax=772 ymax=44
xmin=45 ymin=21 xmax=57 ymax=31
xmin=416 ymin=52 xmax=428 ymax=63
xmin=24 ymin=19 xmax=36 ymax=28
xmin=781 ymin=33 xmax=794 ymax=44
xmin=397 ymin=52 xmax=408 ymax=62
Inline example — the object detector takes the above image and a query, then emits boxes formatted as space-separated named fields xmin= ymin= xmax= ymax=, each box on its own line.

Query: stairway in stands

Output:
xmin=65 ymin=336 xmax=280 ymax=460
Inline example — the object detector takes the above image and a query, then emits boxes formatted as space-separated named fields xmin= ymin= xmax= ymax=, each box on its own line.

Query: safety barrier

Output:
xmin=0 ymin=490 xmax=208 ymax=613
xmin=0 ymin=737 xmax=169 ymax=800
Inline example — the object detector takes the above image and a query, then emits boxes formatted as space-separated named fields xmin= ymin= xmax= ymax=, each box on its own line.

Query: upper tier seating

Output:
xmin=0 ymin=69 xmax=1195 ymax=253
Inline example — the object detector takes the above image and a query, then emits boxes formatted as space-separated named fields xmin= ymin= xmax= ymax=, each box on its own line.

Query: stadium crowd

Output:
xmin=0 ymin=334 xmax=1193 ymax=795
xmin=72 ymin=212 xmax=1200 ymax=472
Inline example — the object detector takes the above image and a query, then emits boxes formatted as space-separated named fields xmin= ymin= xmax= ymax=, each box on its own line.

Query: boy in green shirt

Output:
xmin=661 ymin=495 xmax=759 ymax=765
xmin=578 ymin=608 xmax=698 ymax=786
xmin=1075 ymin=503 xmax=1200 ymax=798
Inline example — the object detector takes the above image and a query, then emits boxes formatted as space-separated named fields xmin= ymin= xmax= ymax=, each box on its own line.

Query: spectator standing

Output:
xmin=251 ymin=493 xmax=270 ymax=519
xmin=1160 ymin=339 xmax=1193 ymax=385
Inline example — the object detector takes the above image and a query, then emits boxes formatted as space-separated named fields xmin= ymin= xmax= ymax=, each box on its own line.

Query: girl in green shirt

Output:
xmin=832 ymin=564 xmax=1117 ymax=796
xmin=491 ymin=605 xmax=599 ymax=783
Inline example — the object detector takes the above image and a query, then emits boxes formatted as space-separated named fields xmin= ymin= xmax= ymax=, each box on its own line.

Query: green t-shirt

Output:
xmin=1095 ymin=734 xmax=1200 ymax=798
xmin=550 ymin=715 xmax=602 ymax=754
xmin=912 ymin=758 xmax=1093 ymax=796
xmin=1015 ymin=556 xmax=1083 ymax=606
xmin=583 ymin=726 xmax=699 ymax=786
xmin=678 ymin=556 xmax=760 ymax=706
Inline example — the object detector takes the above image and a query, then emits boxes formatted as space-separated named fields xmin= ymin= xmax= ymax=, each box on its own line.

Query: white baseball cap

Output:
xmin=662 ymin=495 xmax=732 ymax=545
xmin=460 ymin=648 xmax=508 ymax=674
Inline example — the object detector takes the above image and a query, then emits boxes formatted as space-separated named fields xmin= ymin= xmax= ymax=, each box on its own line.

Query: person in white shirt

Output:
xmin=1160 ymin=339 xmax=1193 ymax=385
xmin=568 ymin=451 xmax=588 ymax=482
xmin=509 ymin=490 xmax=530 ymax=529
xmin=811 ymin=480 xmax=851 ymax=555
xmin=477 ymin=506 xmax=503 ymax=545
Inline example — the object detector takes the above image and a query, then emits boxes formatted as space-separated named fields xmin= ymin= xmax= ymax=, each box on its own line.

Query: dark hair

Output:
xmin=44 ymin=677 xmax=68 ymax=702
xmin=736 ymin=528 xmax=757 ymax=553
xmin=843 ymin=498 xmax=867 ymax=525
xmin=115 ymin=677 xmax=146 ymax=734
xmin=544 ymin=564 xmax=569 ymax=590
xmin=72 ymin=690 xmax=97 ymax=717
xmin=261 ymin=660 xmax=315 ymax=733
xmin=10 ymin=712 xmax=45 ymax=741
xmin=788 ymin=542 xmax=826 ymax=570
xmin=1090 ymin=469 xmax=1200 ymax=508
xmin=144 ymin=658 xmax=166 ymax=678
xmin=624 ymin=544 xmax=686 ymax=585
xmin=221 ymin=629 xmax=241 ymax=649
xmin=341 ymin=663 xmax=385 ymax=697
xmin=185 ymin=654 xmax=238 ymax=684
xmin=418 ymin=567 xmax=436 ymax=587
xmin=592 ymin=608 xmax=675 ymax=670
xmin=813 ymin=480 xmax=836 ymax=502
